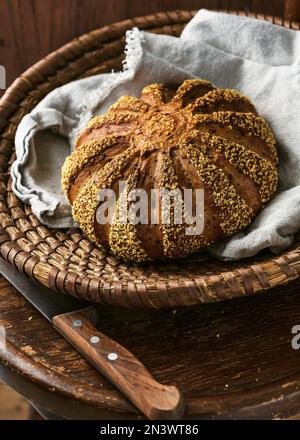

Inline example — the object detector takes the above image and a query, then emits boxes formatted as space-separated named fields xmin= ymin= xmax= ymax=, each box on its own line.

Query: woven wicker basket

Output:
xmin=0 ymin=9 xmax=300 ymax=309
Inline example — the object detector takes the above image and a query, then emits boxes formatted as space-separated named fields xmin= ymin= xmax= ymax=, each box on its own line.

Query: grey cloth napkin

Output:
xmin=11 ymin=10 xmax=300 ymax=260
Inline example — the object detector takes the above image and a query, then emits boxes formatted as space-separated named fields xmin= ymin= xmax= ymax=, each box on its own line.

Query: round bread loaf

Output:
xmin=62 ymin=79 xmax=278 ymax=262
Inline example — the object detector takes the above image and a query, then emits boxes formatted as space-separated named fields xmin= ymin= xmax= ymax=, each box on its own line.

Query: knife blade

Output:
xmin=0 ymin=257 xmax=89 ymax=319
xmin=0 ymin=257 xmax=184 ymax=420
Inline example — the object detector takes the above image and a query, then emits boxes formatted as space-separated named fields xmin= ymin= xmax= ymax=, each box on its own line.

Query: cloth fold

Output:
xmin=11 ymin=9 xmax=300 ymax=260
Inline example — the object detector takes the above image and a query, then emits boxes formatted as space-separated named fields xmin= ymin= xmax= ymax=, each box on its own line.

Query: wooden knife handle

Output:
xmin=52 ymin=306 xmax=185 ymax=420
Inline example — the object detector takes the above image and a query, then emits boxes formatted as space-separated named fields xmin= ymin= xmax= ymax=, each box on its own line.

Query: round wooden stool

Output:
xmin=1 ymin=274 xmax=300 ymax=420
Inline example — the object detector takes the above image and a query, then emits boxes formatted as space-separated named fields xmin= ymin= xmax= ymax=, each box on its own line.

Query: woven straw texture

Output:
xmin=1 ymin=9 xmax=300 ymax=309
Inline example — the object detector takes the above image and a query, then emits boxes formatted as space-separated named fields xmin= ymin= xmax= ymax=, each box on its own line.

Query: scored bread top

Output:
xmin=61 ymin=79 xmax=278 ymax=262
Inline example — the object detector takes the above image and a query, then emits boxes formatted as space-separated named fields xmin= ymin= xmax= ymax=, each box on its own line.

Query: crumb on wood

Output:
xmin=52 ymin=365 xmax=66 ymax=374
xmin=21 ymin=345 xmax=36 ymax=356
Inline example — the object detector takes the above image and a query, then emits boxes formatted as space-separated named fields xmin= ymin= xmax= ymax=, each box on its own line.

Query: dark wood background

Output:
xmin=0 ymin=0 xmax=287 ymax=93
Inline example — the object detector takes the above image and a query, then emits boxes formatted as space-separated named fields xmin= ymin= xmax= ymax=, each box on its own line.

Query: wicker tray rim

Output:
xmin=0 ymin=9 xmax=300 ymax=308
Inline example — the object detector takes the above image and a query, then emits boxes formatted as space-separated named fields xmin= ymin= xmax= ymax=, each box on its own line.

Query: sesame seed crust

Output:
xmin=189 ymin=88 xmax=256 ymax=114
xmin=141 ymin=83 xmax=177 ymax=107
xmin=142 ymin=83 xmax=165 ymax=95
xmin=61 ymin=135 xmax=129 ymax=201
xmin=62 ymin=79 xmax=279 ymax=262
xmin=159 ymin=152 xmax=187 ymax=258
xmin=172 ymin=79 xmax=215 ymax=106
xmin=184 ymin=143 xmax=253 ymax=237
xmin=141 ymin=83 xmax=166 ymax=100
xmin=193 ymin=111 xmax=278 ymax=163
xmin=86 ymin=111 xmax=138 ymax=129
xmin=200 ymin=133 xmax=278 ymax=203
xmin=75 ymin=111 xmax=138 ymax=148
xmin=109 ymin=95 xmax=149 ymax=113
xmin=72 ymin=147 xmax=137 ymax=244
xmin=159 ymin=151 xmax=207 ymax=258
xmin=109 ymin=169 xmax=149 ymax=262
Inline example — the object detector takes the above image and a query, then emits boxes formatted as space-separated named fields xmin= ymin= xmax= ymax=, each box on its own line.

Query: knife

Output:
xmin=0 ymin=257 xmax=184 ymax=420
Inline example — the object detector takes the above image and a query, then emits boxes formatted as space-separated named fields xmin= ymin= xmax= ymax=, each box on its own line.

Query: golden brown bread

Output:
xmin=61 ymin=79 xmax=278 ymax=262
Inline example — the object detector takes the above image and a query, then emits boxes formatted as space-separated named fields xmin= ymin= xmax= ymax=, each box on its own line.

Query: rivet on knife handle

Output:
xmin=52 ymin=306 xmax=185 ymax=420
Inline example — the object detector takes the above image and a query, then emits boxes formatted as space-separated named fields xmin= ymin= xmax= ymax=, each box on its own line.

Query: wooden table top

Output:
xmin=1 ymin=273 xmax=300 ymax=419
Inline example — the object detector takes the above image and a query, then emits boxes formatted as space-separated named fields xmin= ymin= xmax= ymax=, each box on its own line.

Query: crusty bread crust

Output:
xmin=61 ymin=80 xmax=278 ymax=262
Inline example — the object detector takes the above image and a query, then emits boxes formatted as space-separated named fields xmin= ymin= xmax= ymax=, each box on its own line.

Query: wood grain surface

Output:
xmin=0 ymin=0 xmax=286 ymax=92
xmin=1 ymin=272 xmax=300 ymax=419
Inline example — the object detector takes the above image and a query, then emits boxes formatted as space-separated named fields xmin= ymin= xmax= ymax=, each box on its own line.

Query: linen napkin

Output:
xmin=11 ymin=9 xmax=300 ymax=260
